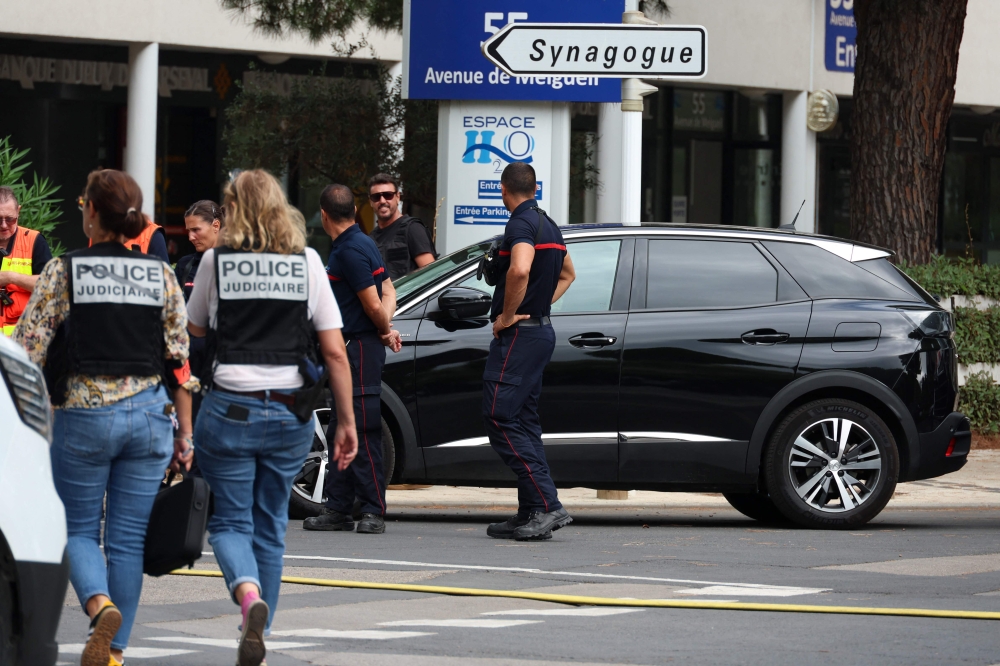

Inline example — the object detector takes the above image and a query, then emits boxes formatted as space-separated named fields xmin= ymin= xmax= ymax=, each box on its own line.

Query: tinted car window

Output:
xmin=395 ymin=241 xmax=491 ymax=305
xmin=763 ymin=241 xmax=915 ymax=301
xmin=856 ymin=258 xmax=929 ymax=304
xmin=461 ymin=239 xmax=622 ymax=314
xmin=551 ymin=240 xmax=621 ymax=313
xmin=646 ymin=240 xmax=777 ymax=309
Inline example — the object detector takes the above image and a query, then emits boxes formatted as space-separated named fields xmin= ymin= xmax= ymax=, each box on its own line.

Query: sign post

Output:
xmin=482 ymin=17 xmax=707 ymax=225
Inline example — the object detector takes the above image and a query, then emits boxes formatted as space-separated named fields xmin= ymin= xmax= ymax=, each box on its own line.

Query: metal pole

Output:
xmin=125 ymin=43 xmax=159 ymax=218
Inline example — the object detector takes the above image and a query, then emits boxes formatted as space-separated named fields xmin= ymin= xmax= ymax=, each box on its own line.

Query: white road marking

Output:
xmin=272 ymin=628 xmax=435 ymax=640
xmin=676 ymin=585 xmax=826 ymax=597
xmin=145 ymin=636 xmax=320 ymax=649
xmin=483 ymin=608 xmax=644 ymax=617
xmin=380 ymin=619 xmax=543 ymax=628
xmin=205 ymin=552 xmax=830 ymax=596
xmin=59 ymin=644 xmax=196 ymax=658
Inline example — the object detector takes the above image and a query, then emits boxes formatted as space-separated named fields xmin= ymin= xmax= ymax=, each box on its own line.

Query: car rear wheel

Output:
xmin=723 ymin=490 xmax=790 ymax=524
xmin=764 ymin=399 xmax=898 ymax=529
xmin=289 ymin=408 xmax=396 ymax=519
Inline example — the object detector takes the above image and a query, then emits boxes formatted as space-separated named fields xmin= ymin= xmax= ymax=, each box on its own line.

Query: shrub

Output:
xmin=0 ymin=136 xmax=65 ymax=256
xmin=960 ymin=371 xmax=1000 ymax=434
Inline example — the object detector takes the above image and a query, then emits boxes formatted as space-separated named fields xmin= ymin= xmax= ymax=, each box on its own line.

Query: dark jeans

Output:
xmin=482 ymin=323 xmax=562 ymax=517
xmin=324 ymin=331 xmax=388 ymax=516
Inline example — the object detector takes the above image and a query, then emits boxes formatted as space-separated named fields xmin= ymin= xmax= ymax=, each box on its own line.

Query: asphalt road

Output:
xmin=56 ymin=505 xmax=1000 ymax=666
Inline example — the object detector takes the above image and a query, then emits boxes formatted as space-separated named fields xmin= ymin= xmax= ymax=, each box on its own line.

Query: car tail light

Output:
xmin=944 ymin=437 xmax=956 ymax=457
xmin=0 ymin=346 xmax=52 ymax=443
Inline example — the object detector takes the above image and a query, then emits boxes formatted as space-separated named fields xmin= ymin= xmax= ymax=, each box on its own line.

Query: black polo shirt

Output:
xmin=490 ymin=200 xmax=566 ymax=321
xmin=326 ymin=223 xmax=387 ymax=336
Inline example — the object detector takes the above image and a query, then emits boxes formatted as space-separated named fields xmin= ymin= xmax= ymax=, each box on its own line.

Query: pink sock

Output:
xmin=240 ymin=590 xmax=260 ymax=618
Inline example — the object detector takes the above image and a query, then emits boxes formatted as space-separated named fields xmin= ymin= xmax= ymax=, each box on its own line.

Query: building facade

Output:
xmin=1 ymin=0 xmax=400 ymax=255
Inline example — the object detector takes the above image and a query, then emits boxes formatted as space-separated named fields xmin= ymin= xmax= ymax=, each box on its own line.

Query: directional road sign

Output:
xmin=483 ymin=23 xmax=707 ymax=79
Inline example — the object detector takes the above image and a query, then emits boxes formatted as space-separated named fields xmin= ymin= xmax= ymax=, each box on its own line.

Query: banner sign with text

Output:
xmin=403 ymin=0 xmax=623 ymax=102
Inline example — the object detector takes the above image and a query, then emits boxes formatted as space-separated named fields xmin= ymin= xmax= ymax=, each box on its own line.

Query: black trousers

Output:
xmin=482 ymin=323 xmax=562 ymax=517
xmin=324 ymin=331 xmax=387 ymax=516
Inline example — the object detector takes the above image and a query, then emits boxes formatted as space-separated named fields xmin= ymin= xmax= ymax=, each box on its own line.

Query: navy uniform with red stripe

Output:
xmin=323 ymin=224 xmax=389 ymax=518
xmin=483 ymin=199 xmax=568 ymax=536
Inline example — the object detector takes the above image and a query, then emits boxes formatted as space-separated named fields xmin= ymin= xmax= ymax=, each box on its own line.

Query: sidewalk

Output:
xmin=386 ymin=451 xmax=1000 ymax=512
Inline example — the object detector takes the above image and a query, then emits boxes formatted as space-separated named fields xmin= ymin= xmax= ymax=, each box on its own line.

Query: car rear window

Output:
xmin=855 ymin=258 xmax=938 ymax=305
xmin=762 ymin=241 xmax=918 ymax=301
xmin=646 ymin=239 xmax=777 ymax=309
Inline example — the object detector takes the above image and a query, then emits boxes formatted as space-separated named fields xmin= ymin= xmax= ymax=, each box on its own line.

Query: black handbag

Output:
xmin=477 ymin=207 xmax=550 ymax=287
xmin=143 ymin=469 xmax=212 ymax=577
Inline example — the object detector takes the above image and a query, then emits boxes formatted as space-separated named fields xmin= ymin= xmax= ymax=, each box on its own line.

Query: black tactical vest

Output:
xmin=373 ymin=216 xmax=429 ymax=281
xmin=45 ymin=243 xmax=166 ymax=403
xmin=211 ymin=247 xmax=311 ymax=368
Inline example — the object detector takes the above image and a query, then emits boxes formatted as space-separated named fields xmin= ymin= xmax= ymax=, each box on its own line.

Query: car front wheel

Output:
xmin=764 ymin=399 xmax=898 ymax=529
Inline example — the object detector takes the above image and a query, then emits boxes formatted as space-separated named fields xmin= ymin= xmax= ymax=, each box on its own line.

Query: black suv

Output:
xmin=292 ymin=224 xmax=969 ymax=529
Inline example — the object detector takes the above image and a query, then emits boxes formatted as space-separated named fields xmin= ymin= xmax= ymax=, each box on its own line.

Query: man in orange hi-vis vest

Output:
xmin=0 ymin=187 xmax=53 ymax=336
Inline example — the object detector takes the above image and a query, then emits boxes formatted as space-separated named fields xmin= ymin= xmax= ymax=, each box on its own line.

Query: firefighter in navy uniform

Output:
xmin=303 ymin=184 xmax=402 ymax=535
xmin=484 ymin=162 xmax=576 ymax=541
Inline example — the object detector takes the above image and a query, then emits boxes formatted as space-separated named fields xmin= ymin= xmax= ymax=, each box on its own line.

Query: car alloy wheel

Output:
xmin=788 ymin=417 xmax=882 ymax=513
xmin=765 ymin=398 xmax=899 ymax=529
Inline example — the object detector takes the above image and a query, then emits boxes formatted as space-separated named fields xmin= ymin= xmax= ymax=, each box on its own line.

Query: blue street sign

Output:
xmin=454 ymin=204 xmax=511 ymax=225
xmin=477 ymin=180 xmax=542 ymax=200
xmin=403 ymin=0 xmax=624 ymax=101
xmin=824 ymin=0 xmax=856 ymax=72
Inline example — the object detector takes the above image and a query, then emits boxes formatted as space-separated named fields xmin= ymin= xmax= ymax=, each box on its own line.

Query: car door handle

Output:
xmin=569 ymin=333 xmax=618 ymax=348
xmin=741 ymin=329 xmax=790 ymax=345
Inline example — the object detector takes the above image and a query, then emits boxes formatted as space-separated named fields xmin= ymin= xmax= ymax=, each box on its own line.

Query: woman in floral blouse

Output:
xmin=13 ymin=169 xmax=196 ymax=666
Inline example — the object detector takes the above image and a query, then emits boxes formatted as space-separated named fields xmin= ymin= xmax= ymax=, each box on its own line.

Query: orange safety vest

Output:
xmin=88 ymin=221 xmax=162 ymax=254
xmin=1 ymin=227 xmax=39 ymax=336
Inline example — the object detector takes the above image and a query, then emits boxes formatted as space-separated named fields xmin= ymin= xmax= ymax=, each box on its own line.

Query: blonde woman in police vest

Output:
xmin=186 ymin=169 xmax=357 ymax=666
xmin=14 ymin=169 xmax=196 ymax=666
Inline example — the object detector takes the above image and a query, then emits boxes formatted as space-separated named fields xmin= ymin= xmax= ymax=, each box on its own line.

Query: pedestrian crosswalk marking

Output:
xmin=272 ymin=628 xmax=436 ymax=639
xmin=380 ymin=619 xmax=543 ymax=628
xmin=252 ymin=552 xmax=828 ymax=595
xmin=145 ymin=636 xmax=320 ymax=649
xmin=59 ymin=644 xmax=197 ymax=658
xmin=483 ymin=608 xmax=644 ymax=617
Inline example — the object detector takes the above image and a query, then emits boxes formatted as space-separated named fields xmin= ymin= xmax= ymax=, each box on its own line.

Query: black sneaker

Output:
xmin=512 ymin=508 xmax=573 ymax=541
xmin=81 ymin=601 xmax=121 ymax=666
xmin=302 ymin=508 xmax=354 ymax=531
xmin=356 ymin=513 xmax=386 ymax=534
xmin=486 ymin=514 xmax=535 ymax=539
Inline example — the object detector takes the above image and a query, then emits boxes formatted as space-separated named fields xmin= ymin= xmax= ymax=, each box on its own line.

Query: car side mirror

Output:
xmin=438 ymin=287 xmax=491 ymax=319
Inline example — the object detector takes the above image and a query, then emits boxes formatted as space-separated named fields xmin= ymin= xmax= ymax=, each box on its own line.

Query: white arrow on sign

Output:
xmin=482 ymin=22 xmax=706 ymax=79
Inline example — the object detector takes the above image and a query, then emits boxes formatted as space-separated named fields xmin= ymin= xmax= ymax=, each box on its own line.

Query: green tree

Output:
xmin=0 ymin=136 xmax=66 ymax=256
xmin=224 ymin=65 xmax=404 ymax=196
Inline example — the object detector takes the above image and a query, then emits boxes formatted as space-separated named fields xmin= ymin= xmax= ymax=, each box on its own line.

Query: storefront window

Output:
xmin=732 ymin=148 xmax=775 ymax=227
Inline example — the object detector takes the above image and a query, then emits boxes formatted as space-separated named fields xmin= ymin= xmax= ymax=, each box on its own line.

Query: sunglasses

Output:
xmin=0 ymin=216 xmax=17 ymax=227
xmin=369 ymin=191 xmax=398 ymax=202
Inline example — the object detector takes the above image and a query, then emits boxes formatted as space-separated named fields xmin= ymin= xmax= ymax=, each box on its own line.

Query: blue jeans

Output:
xmin=194 ymin=390 xmax=314 ymax=630
xmin=50 ymin=385 xmax=174 ymax=650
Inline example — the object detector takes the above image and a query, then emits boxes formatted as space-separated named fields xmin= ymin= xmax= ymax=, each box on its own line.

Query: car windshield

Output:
xmin=394 ymin=240 xmax=494 ymax=305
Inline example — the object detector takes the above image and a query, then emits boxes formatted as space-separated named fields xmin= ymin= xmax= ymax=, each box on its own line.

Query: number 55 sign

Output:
xmin=403 ymin=0 xmax=624 ymax=102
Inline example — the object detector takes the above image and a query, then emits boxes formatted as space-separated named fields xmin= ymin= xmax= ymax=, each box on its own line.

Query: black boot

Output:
xmin=486 ymin=514 xmax=537 ymax=540
xmin=303 ymin=508 xmax=354 ymax=531
xmin=356 ymin=513 xmax=386 ymax=534
xmin=512 ymin=508 xmax=572 ymax=541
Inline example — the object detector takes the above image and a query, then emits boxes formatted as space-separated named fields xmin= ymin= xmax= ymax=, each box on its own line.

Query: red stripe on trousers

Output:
xmin=358 ymin=338 xmax=386 ymax=514
xmin=489 ymin=328 xmax=549 ymax=513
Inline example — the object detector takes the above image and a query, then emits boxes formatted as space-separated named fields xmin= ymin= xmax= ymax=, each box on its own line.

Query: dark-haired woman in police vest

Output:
xmin=14 ymin=169 xmax=196 ymax=666
xmin=186 ymin=169 xmax=358 ymax=666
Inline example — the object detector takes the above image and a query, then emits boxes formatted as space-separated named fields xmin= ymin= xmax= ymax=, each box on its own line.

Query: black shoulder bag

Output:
xmin=143 ymin=469 xmax=212 ymax=576
xmin=477 ymin=207 xmax=549 ymax=287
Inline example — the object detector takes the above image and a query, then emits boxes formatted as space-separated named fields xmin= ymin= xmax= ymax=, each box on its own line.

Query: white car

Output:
xmin=0 ymin=334 xmax=67 ymax=665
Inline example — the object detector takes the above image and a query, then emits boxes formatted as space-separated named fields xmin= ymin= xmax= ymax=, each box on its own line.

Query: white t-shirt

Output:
xmin=186 ymin=247 xmax=343 ymax=391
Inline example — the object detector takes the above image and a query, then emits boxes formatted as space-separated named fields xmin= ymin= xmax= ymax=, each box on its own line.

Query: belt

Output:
xmin=214 ymin=388 xmax=296 ymax=407
xmin=515 ymin=316 xmax=551 ymax=328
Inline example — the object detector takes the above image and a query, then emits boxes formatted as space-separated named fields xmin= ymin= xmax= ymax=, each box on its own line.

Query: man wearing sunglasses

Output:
xmin=367 ymin=174 xmax=436 ymax=280
xmin=0 ymin=186 xmax=53 ymax=336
